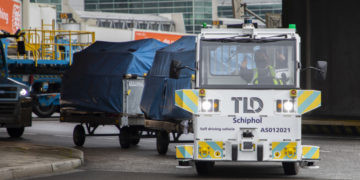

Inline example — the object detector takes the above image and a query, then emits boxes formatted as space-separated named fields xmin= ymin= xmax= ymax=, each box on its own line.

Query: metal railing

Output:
xmin=8 ymin=20 xmax=95 ymax=67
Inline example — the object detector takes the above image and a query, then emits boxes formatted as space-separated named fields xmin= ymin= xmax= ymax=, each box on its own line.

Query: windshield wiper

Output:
xmin=229 ymin=34 xmax=252 ymax=39
xmin=260 ymin=34 xmax=292 ymax=39
xmin=202 ymin=34 xmax=252 ymax=42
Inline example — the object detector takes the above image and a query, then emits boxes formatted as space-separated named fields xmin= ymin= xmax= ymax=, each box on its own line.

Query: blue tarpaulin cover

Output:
xmin=61 ymin=39 xmax=167 ymax=113
xmin=140 ymin=36 xmax=196 ymax=121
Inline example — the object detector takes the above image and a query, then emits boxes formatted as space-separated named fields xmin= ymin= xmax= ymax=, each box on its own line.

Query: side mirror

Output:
xmin=169 ymin=60 xmax=182 ymax=79
xmin=315 ymin=61 xmax=327 ymax=80
xmin=301 ymin=60 xmax=327 ymax=80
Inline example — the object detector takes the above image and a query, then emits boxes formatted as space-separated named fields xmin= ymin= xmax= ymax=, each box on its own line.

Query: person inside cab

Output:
xmin=252 ymin=49 xmax=283 ymax=85
xmin=239 ymin=49 xmax=283 ymax=85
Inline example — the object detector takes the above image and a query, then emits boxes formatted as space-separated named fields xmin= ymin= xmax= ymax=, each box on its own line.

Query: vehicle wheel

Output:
xmin=33 ymin=102 xmax=55 ymax=118
xmin=119 ymin=127 xmax=131 ymax=149
xmin=156 ymin=130 xmax=169 ymax=155
xmin=130 ymin=127 xmax=141 ymax=145
xmin=7 ymin=127 xmax=24 ymax=138
xmin=282 ymin=162 xmax=299 ymax=175
xmin=195 ymin=161 xmax=215 ymax=176
xmin=73 ymin=125 xmax=86 ymax=146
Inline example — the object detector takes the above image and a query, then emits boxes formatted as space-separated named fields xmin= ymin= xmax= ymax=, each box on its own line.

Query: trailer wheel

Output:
xmin=282 ymin=162 xmax=299 ymax=175
xmin=33 ymin=103 xmax=55 ymax=118
xmin=130 ymin=127 xmax=141 ymax=145
xmin=195 ymin=161 xmax=215 ymax=176
xmin=73 ymin=125 xmax=86 ymax=146
xmin=156 ymin=131 xmax=169 ymax=155
xmin=119 ymin=127 xmax=131 ymax=149
xmin=7 ymin=127 xmax=24 ymax=138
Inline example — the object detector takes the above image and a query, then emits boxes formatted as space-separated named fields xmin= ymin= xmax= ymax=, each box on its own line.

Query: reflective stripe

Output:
xmin=197 ymin=141 xmax=224 ymax=159
xmin=175 ymin=89 xmax=199 ymax=113
xmin=302 ymin=145 xmax=320 ymax=160
xmin=253 ymin=66 xmax=282 ymax=85
xmin=272 ymin=142 xmax=297 ymax=160
xmin=273 ymin=79 xmax=278 ymax=85
xmin=297 ymin=90 xmax=321 ymax=114
xmin=176 ymin=145 xmax=194 ymax=159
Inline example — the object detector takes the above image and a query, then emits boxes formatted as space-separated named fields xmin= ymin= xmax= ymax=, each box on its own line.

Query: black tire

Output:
xmin=156 ymin=131 xmax=169 ymax=155
xmin=119 ymin=127 xmax=131 ymax=149
xmin=282 ymin=162 xmax=299 ymax=175
xmin=195 ymin=161 xmax=215 ymax=176
xmin=73 ymin=125 xmax=86 ymax=146
xmin=7 ymin=127 xmax=24 ymax=138
xmin=33 ymin=102 xmax=55 ymax=118
xmin=130 ymin=127 xmax=141 ymax=145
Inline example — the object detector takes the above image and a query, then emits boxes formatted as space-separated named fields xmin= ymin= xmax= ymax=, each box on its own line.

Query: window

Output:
xmin=138 ymin=23 xmax=147 ymax=29
xmin=161 ymin=24 xmax=170 ymax=31
xmin=126 ymin=22 xmax=134 ymax=28
xmin=100 ymin=3 xmax=114 ymax=9
xmin=144 ymin=9 xmax=158 ymax=13
xmin=150 ymin=23 xmax=159 ymax=30
xmin=199 ymin=39 xmax=297 ymax=89
xmin=174 ymin=2 xmax=186 ymax=6
xmin=114 ymin=3 xmax=128 ymax=8
xmin=85 ymin=4 xmax=97 ymax=10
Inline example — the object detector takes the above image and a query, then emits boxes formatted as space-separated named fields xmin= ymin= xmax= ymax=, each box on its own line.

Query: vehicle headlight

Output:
xmin=284 ymin=101 xmax=294 ymax=111
xmin=20 ymin=88 xmax=28 ymax=96
xmin=200 ymin=99 xmax=220 ymax=112
xmin=202 ymin=101 xmax=212 ymax=111
xmin=276 ymin=99 xmax=295 ymax=113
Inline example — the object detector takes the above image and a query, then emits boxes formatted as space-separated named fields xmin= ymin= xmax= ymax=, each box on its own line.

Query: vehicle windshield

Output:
xmin=199 ymin=38 xmax=297 ymax=89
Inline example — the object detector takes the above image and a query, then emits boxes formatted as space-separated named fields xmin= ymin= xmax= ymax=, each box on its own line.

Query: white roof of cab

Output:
xmin=200 ymin=28 xmax=297 ymax=39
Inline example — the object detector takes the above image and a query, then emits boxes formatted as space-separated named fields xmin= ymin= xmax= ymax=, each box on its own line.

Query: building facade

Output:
xmin=28 ymin=0 xmax=281 ymax=33
xmin=217 ymin=0 xmax=282 ymax=19
xmin=30 ymin=0 xmax=62 ymax=21
xmin=84 ymin=0 xmax=215 ymax=34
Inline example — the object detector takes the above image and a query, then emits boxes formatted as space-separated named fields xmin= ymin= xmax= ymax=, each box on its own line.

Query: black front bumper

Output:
xmin=0 ymin=97 xmax=32 ymax=128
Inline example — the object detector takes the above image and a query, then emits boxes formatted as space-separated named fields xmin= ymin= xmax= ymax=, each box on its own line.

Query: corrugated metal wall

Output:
xmin=283 ymin=0 xmax=360 ymax=118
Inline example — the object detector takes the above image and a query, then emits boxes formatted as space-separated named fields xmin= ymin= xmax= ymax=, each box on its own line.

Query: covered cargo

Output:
xmin=61 ymin=39 xmax=167 ymax=113
xmin=140 ymin=36 xmax=196 ymax=121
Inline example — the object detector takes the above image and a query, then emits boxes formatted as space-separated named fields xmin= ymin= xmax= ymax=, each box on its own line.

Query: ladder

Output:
xmin=41 ymin=19 xmax=56 ymax=60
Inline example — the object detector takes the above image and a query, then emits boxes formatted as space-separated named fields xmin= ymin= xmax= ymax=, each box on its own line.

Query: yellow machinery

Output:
xmin=3 ymin=20 xmax=95 ymax=118
xmin=9 ymin=20 xmax=95 ymax=66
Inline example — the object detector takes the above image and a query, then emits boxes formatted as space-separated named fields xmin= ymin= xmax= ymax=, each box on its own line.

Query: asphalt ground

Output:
xmin=1 ymin=119 xmax=359 ymax=180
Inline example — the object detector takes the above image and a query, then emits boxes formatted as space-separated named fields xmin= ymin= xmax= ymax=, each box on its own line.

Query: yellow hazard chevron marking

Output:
xmin=297 ymin=90 xmax=321 ymax=114
xmin=184 ymin=90 xmax=198 ymax=106
xmin=175 ymin=93 xmax=193 ymax=113
xmin=176 ymin=145 xmax=193 ymax=159
xmin=272 ymin=142 xmax=297 ymax=160
xmin=302 ymin=145 xmax=320 ymax=160
xmin=175 ymin=89 xmax=199 ymax=113
xmin=197 ymin=141 xmax=224 ymax=159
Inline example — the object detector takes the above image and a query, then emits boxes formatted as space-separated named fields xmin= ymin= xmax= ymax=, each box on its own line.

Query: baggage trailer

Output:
xmin=60 ymin=39 xmax=167 ymax=148
xmin=173 ymin=24 xmax=327 ymax=175
xmin=61 ymin=77 xmax=156 ymax=148
xmin=140 ymin=36 xmax=196 ymax=155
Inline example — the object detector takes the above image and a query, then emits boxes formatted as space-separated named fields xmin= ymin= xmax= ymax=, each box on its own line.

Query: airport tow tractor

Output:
xmin=171 ymin=24 xmax=326 ymax=175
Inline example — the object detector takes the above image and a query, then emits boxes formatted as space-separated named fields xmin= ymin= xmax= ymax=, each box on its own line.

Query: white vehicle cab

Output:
xmin=171 ymin=25 xmax=325 ymax=175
